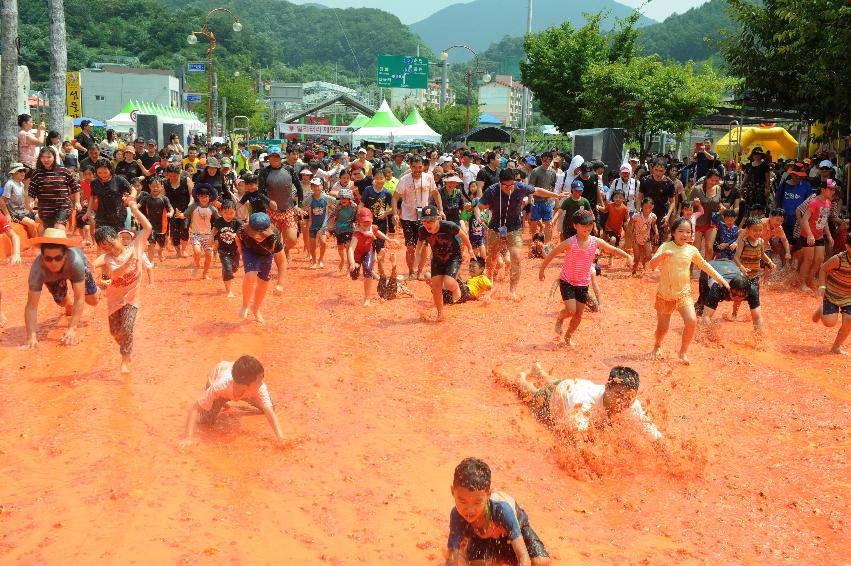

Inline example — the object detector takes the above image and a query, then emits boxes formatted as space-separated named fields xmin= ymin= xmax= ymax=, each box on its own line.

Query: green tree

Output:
xmin=419 ymin=105 xmax=477 ymax=141
xmin=214 ymin=75 xmax=272 ymax=137
xmin=721 ymin=0 xmax=851 ymax=128
xmin=520 ymin=12 xmax=641 ymax=134
xmin=580 ymin=56 xmax=731 ymax=156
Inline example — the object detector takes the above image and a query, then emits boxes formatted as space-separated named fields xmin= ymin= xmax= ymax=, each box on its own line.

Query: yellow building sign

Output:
xmin=66 ymin=72 xmax=81 ymax=118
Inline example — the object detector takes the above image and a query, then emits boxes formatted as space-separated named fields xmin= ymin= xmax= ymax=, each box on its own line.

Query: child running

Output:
xmin=185 ymin=184 xmax=220 ymax=280
xmin=238 ymin=212 xmax=283 ymax=323
xmin=212 ymin=200 xmax=243 ymax=298
xmin=180 ymin=355 xmax=286 ymax=448
xmin=539 ymin=210 xmax=632 ymax=346
xmin=92 ymin=197 xmax=152 ymax=373
xmin=647 ymin=217 xmax=730 ymax=364
xmin=630 ymin=197 xmax=658 ymax=276
xmin=301 ymin=177 xmax=336 ymax=268
xmin=347 ymin=208 xmax=395 ymax=306
xmin=446 ymin=457 xmax=550 ymax=566
xmin=138 ymin=176 xmax=173 ymax=263
xmin=813 ymin=232 xmax=851 ymax=354
xmin=415 ymin=205 xmax=477 ymax=322
xmin=327 ymin=188 xmax=357 ymax=273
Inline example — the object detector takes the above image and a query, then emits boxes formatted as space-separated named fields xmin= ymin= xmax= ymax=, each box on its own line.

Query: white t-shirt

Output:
xmin=395 ymin=172 xmax=437 ymax=221
xmin=608 ymin=177 xmax=639 ymax=213
xmin=2 ymin=179 xmax=26 ymax=212
xmin=548 ymin=378 xmax=662 ymax=440
xmin=197 ymin=361 xmax=273 ymax=411
xmin=103 ymin=227 xmax=150 ymax=315
xmin=459 ymin=164 xmax=480 ymax=193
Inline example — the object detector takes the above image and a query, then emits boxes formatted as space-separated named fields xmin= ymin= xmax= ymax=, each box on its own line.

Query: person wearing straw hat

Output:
xmin=24 ymin=227 xmax=99 ymax=348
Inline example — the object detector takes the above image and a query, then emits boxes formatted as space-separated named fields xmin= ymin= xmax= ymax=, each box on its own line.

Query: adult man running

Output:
xmin=258 ymin=145 xmax=301 ymax=293
xmin=391 ymin=157 xmax=443 ymax=280
xmin=24 ymin=228 xmax=99 ymax=348
xmin=529 ymin=153 xmax=558 ymax=241
xmin=477 ymin=168 xmax=562 ymax=300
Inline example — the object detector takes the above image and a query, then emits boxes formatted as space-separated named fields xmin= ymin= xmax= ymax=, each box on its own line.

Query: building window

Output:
xmin=95 ymin=95 xmax=105 ymax=101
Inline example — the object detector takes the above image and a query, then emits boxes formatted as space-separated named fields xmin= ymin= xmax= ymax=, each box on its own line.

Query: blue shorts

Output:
xmin=822 ymin=296 xmax=851 ymax=316
xmin=45 ymin=262 xmax=98 ymax=305
xmin=351 ymin=250 xmax=375 ymax=279
xmin=530 ymin=201 xmax=553 ymax=222
xmin=242 ymin=247 xmax=274 ymax=282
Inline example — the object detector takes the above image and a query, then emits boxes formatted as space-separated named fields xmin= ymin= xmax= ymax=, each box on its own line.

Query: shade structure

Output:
xmin=395 ymin=108 xmax=442 ymax=143
xmin=566 ymin=128 xmax=625 ymax=171
xmin=478 ymin=113 xmax=503 ymax=125
xmin=454 ymin=125 xmax=513 ymax=143
xmin=74 ymin=117 xmax=106 ymax=127
xmin=347 ymin=114 xmax=371 ymax=130
xmin=106 ymin=100 xmax=205 ymax=133
xmin=351 ymin=100 xmax=402 ymax=144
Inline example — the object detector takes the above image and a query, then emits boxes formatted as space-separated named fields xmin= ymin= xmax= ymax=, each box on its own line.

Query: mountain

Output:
xmin=410 ymin=0 xmax=656 ymax=63
xmin=13 ymin=0 xmax=429 ymax=86
xmin=637 ymin=0 xmax=734 ymax=63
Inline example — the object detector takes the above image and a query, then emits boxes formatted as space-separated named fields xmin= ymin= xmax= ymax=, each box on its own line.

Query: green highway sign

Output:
xmin=376 ymin=55 xmax=429 ymax=89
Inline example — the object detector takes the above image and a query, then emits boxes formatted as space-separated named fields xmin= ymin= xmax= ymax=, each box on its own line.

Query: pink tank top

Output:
xmin=559 ymin=235 xmax=597 ymax=286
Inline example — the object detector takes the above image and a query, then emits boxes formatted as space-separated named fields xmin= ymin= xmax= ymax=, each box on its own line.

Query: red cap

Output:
xmin=357 ymin=207 xmax=373 ymax=221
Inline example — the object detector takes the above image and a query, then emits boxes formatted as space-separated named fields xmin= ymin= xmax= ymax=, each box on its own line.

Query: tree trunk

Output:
xmin=0 ymin=0 xmax=20 ymax=178
xmin=47 ymin=0 xmax=67 ymax=137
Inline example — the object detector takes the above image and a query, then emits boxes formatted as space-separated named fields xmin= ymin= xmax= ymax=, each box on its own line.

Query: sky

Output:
xmin=292 ymin=0 xmax=710 ymax=25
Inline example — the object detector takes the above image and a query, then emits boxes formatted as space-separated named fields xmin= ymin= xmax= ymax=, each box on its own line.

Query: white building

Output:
xmin=0 ymin=58 xmax=31 ymax=115
xmin=389 ymin=82 xmax=455 ymax=110
xmin=477 ymin=74 xmax=532 ymax=129
xmin=79 ymin=66 xmax=181 ymax=121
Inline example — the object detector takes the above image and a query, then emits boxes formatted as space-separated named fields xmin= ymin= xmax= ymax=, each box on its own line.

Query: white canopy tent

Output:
xmin=350 ymin=100 xmax=402 ymax=144
xmin=394 ymin=108 xmax=442 ymax=144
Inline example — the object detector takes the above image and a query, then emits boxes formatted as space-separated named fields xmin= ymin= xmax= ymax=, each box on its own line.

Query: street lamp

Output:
xmin=187 ymin=7 xmax=242 ymax=139
xmin=439 ymin=44 xmax=490 ymax=133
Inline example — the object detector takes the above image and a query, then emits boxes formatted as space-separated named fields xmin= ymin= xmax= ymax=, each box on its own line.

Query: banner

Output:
xmin=278 ymin=123 xmax=350 ymax=135
xmin=66 ymin=72 xmax=81 ymax=118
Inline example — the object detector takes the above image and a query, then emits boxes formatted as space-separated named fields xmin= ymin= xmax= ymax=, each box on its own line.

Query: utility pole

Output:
xmin=47 ymin=0 xmax=67 ymax=137
xmin=222 ymin=96 xmax=227 ymax=139
xmin=212 ymin=71 xmax=219 ymax=138
xmin=519 ymin=0 xmax=532 ymax=153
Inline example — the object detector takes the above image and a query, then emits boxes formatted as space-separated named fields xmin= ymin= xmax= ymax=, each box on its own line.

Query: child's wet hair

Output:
xmin=470 ymin=256 xmax=486 ymax=269
xmin=743 ymin=216 xmax=762 ymax=229
xmin=232 ymin=355 xmax=264 ymax=385
xmin=769 ymin=208 xmax=784 ymax=218
xmin=729 ymin=274 xmax=751 ymax=295
xmin=149 ymin=175 xmax=165 ymax=187
xmin=681 ymin=200 xmax=693 ymax=210
xmin=641 ymin=197 xmax=654 ymax=206
xmin=723 ymin=208 xmax=738 ymax=218
xmin=453 ymin=457 xmax=491 ymax=491
xmin=94 ymin=225 xmax=118 ymax=245
xmin=221 ymin=199 xmax=236 ymax=210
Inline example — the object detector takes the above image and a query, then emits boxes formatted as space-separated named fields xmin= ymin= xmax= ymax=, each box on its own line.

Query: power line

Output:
xmin=332 ymin=8 xmax=362 ymax=83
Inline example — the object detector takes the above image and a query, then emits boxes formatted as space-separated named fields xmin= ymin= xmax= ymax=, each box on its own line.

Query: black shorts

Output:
xmin=559 ymin=279 xmax=589 ymax=304
xmin=336 ymin=231 xmax=352 ymax=246
xmin=797 ymin=236 xmax=825 ymax=248
xmin=148 ymin=232 xmax=167 ymax=247
xmin=39 ymin=208 xmax=70 ymax=228
xmin=466 ymin=506 xmax=548 ymax=563
xmin=530 ymin=380 xmax=562 ymax=426
xmin=401 ymin=219 xmax=420 ymax=247
xmin=431 ymin=257 xmax=461 ymax=278
xmin=698 ymin=271 xmax=760 ymax=312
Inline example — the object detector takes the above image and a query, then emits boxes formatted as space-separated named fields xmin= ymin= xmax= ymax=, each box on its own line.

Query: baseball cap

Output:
xmin=299 ymin=167 xmax=313 ymax=176
xmin=220 ymin=157 xmax=232 ymax=168
xmin=607 ymin=366 xmax=640 ymax=390
xmin=573 ymin=209 xmax=595 ymax=225
xmin=357 ymin=147 xmax=367 ymax=154
xmin=147 ymin=138 xmax=157 ymax=145
xmin=267 ymin=146 xmax=282 ymax=157
xmin=249 ymin=212 xmax=271 ymax=231
xmin=619 ymin=165 xmax=630 ymax=174
xmin=724 ymin=171 xmax=737 ymax=183
xmin=570 ymin=179 xmax=584 ymax=192
xmin=818 ymin=159 xmax=832 ymax=169
xmin=205 ymin=157 xmax=220 ymax=168
xmin=421 ymin=205 xmax=440 ymax=219
xmin=80 ymin=119 xmax=92 ymax=128
xmin=578 ymin=162 xmax=591 ymax=173
xmin=350 ymin=163 xmax=364 ymax=173
xmin=134 ymin=137 xmax=145 ymax=144
xmin=787 ymin=162 xmax=807 ymax=177
xmin=524 ymin=155 xmax=537 ymax=166
xmin=338 ymin=188 xmax=354 ymax=200
xmin=443 ymin=175 xmax=462 ymax=183
xmin=309 ymin=177 xmax=322 ymax=186
xmin=357 ymin=207 xmax=373 ymax=221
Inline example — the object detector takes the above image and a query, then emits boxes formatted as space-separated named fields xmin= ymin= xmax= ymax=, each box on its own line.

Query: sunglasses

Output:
xmin=42 ymin=253 xmax=65 ymax=263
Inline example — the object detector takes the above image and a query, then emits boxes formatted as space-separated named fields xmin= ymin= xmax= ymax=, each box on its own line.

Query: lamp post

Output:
xmin=439 ymin=45 xmax=491 ymax=133
xmin=187 ymin=7 xmax=242 ymax=140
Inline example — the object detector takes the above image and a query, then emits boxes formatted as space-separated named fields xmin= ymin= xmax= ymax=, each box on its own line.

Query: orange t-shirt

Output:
xmin=604 ymin=202 xmax=629 ymax=232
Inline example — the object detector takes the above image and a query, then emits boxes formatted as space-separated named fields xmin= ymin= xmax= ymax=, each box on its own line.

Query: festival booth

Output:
xmin=347 ymin=114 xmax=371 ymax=130
xmin=394 ymin=108 xmax=442 ymax=144
xmin=350 ymin=100 xmax=402 ymax=145
xmin=567 ymin=128 xmax=625 ymax=170
xmin=106 ymin=100 xmax=205 ymax=144
xmin=714 ymin=125 xmax=798 ymax=162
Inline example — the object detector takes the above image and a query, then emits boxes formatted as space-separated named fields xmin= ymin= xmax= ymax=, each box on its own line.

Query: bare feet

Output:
xmin=678 ymin=352 xmax=691 ymax=365
xmin=251 ymin=309 xmax=265 ymax=323
xmin=509 ymin=291 xmax=520 ymax=302
xmin=191 ymin=267 xmax=198 ymax=277
xmin=0 ymin=312 xmax=7 ymax=327
xmin=318 ymin=261 xmax=324 ymax=268
xmin=226 ymin=291 xmax=236 ymax=298
xmin=563 ymin=334 xmax=575 ymax=346
xmin=554 ymin=318 xmax=563 ymax=337
xmin=832 ymin=345 xmax=848 ymax=355
xmin=273 ymin=285 xmax=284 ymax=296
xmin=239 ymin=306 xmax=249 ymax=319
xmin=120 ymin=362 xmax=131 ymax=374
xmin=363 ymin=299 xmax=372 ymax=307
xmin=811 ymin=308 xmax=822 ymax=323
xmin=201 ymin=273 xmax=211 ymax=280
xmin=436 ymin=312 xmax=446 ymax=322
xmin=651 ymin=346 xmax=663 ymax=359
xmin=310 ymin=262 xmax=318 ymax=269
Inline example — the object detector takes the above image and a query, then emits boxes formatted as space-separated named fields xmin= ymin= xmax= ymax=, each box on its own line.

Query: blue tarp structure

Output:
xmin=74 ymin=117 xmax=106 ymax=127
xmin=478 ymin=113 xmax=503 ymax=125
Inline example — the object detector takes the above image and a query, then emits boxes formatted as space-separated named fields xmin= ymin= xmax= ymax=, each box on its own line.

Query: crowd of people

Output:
xmin=2 ymin=113 xmax=851 ymax=565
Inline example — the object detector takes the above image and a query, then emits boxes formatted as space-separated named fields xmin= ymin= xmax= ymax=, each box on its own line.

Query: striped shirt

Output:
xmin=27 ymin=167 xmax=79 ymax=216
xmin=826 ymin=251 xmax=851 ymax=307
xmin=739 ymin=237 xmax=764 ymax=278
xmin=559 ymin=235 xmax=597 ymax=287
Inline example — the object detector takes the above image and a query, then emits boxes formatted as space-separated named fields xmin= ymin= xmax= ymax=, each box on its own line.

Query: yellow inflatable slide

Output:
xmin=714 ymin=126 xmax=799 ymax=162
